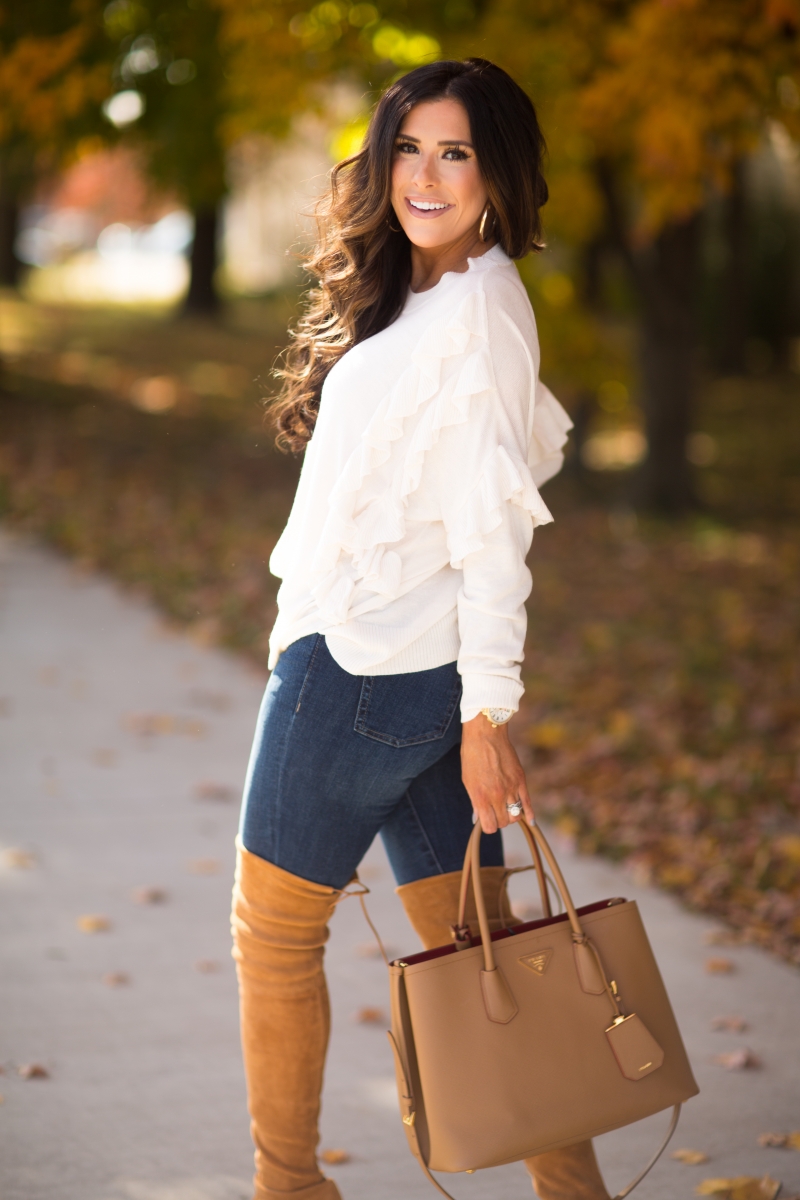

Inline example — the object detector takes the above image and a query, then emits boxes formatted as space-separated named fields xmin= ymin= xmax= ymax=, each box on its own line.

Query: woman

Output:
xmin=231 ymin=58 xmax=609 ymax=1200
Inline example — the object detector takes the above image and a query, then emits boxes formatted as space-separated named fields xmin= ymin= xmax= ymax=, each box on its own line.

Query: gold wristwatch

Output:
xmin=481 ymin=707 xmax=513 ymax=728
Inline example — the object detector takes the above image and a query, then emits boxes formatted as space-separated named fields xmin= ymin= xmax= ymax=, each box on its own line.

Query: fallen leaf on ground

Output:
xmin=103 ymin=972 xmax=130 ymax=987
xmin=697 ymin=1176 xmax=780 ymax=1200
xmin=3 ymin=848 xmax=36 ymax=869
xmin=188 ymin=688 xmax=231 ymax=712
xmin=356 ymin=942 xmax=397 ymax=959
xmin=354 ymin=1007 xmax=386 ymax=1025
xmin=0 ymin=1094 xmax=4 ymax=1103
xmin=712 ymin=1015 xmax=749 ymax=1032
xmin=194 ymin=781 xmax=237 ymax=803
xmin=320 ymin=1149 xmax=351 ymax=1165
xmin=705 ymin=930 xmax=743 ymax=947
xmin=18 ymin=1063 xmax=49 ymax=1079
xmin=188 ymin=858 xmax=220 ymax=875
xmin=77 ymin=914 xmax=111 ymax=933
xmin=132 ymin=886 xmax=168 ymax=904
xmin=771 ymin=1132 xmax=800 ymax=1151
xmin=124 ymin=713 xmax=207 ymax=738
xmin=194 ymin=959 xmax=220 ymax=973
xmin=92 ymin=748 xmax=118 ymax=767
xmin=713 ymin=1049 xmax=762 ymax=1070
xmin=705 ymin=957 xmax=736 ymax=974
xmin=673 ymin=1148 xmax=710 ymax=1164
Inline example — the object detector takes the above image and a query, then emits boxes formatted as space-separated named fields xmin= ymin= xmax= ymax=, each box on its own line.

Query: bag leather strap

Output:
xmin=466 ymin=823 xmax=620 ymax=1010
xmin=457 ymin=822 xmax=552 ymax=930
xmin=412 ymin=1103 xmax=682 ymax=1200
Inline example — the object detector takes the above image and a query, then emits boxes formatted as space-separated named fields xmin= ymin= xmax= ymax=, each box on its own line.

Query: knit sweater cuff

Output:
xmin=460 ymin=674 xmax=524 ymax=724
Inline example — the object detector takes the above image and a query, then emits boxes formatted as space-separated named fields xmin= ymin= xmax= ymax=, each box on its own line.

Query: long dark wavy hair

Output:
xmin=273 ymin=57 xmax=549 ymax=452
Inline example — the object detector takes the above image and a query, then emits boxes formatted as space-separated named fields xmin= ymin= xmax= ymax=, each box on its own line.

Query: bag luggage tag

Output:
xmin=575 ymin=937 xmax=666 ymax=1083
xmin=604 ymin=979 xmax=665 ymax=1081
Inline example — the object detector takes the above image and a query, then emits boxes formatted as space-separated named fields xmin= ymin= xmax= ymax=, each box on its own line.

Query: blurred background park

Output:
xmin=0 ymin=1 xmax=798 ymax=967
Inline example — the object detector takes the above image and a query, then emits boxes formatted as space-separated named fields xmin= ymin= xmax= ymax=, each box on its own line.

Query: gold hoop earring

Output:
xmin=386 ymin=209 xmax=402 ymax=233
xmin=478 ymin=203 xmax=493 ymax=242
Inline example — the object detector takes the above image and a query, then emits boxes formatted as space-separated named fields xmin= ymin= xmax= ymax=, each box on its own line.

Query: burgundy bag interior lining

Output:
xmin=392 ymin=897 xmax=627 ymax=966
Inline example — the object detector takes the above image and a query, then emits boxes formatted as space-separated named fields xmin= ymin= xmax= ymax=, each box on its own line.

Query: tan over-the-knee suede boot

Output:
xmin=397 ymin=870 xmax=611 ymax=1200
xmin=396 ymin=866 xmax=519 ymax=945
xmin=231 ymin=842 xmax=343 ymax=1200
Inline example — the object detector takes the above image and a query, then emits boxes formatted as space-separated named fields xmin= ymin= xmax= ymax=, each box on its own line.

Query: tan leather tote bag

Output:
xmin=387 ymin=821 xmax=699 ymax=1199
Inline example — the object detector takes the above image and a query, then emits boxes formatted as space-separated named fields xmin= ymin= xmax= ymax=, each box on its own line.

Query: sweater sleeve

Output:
xmin=431 ymin=271 xmax=569 ymax=721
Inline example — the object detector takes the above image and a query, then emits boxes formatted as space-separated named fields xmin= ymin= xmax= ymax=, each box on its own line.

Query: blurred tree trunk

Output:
xmin=183 ymin=207 xmax=220 ymax=315
xmin=719 ymin=158 xmax=748 ymax=374
xmin=0 ymin=191 xmax=22 ymax=287
xmin=636 ymin=216 xmax=700 ymax=512
xmin=597 ymin=160 xmax=699 ymax=512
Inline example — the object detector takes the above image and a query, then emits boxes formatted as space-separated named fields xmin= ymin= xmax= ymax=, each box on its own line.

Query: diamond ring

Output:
xmin=506 ymin=799 xmax=523 ymax=817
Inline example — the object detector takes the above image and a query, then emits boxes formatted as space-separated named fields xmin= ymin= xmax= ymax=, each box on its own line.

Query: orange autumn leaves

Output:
xmin=0 ymin=3 xmax=111 ymax=152
xmin=476 ymin=0 xmax=800 ymax=243
xmin=579 ymin=0 xmax=800 ymax=237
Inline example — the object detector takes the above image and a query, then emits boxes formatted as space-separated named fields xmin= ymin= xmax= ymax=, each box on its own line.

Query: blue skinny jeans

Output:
xmin=239 ymin=633 xmax=504 ymax=889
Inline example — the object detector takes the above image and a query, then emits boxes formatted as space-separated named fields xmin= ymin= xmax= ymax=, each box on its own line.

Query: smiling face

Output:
xmin=390 ymin=97 xmax=489 ymax=251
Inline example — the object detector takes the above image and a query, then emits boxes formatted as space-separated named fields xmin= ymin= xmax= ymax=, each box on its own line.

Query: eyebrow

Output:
xmin=395 ymin=134 xmax=474 ymax=148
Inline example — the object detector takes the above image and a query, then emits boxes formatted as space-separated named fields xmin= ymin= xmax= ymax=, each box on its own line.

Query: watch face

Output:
xmin=485 ymin=707 xmax=513 ymax=725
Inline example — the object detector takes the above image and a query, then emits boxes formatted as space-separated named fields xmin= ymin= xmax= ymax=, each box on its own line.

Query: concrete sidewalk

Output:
xmin=1 ymin=528 xmax=799 ymax=1200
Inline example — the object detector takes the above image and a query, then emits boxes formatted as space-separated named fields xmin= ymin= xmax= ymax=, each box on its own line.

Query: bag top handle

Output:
xmin=465 ymin=820 xmax=623 ymax=988
xmin=457 ymin=821 xmax=553 ymax=932
xmin=466 ymin=823 xmax=625 ymax=1022
xmin=464 ymin=822 xmax=588 ymax=963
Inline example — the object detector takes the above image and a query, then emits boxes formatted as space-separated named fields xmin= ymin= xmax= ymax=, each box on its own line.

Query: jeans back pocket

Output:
xmin=354 ymin=661 xmax=462 ymax=748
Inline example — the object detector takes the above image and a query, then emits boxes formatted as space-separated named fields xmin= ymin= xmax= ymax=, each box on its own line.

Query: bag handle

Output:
xmin=465 ymin=821 xmax=585 ymax=957
xmin=457 ymin=821 xmax=552 ymax=933
xmin=467 ymin=823 xmax=624 ymax=1021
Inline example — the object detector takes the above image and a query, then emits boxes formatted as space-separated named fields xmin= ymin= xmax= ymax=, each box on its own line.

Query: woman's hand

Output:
xmin=460 ymin=714 xmax=534 ymax=834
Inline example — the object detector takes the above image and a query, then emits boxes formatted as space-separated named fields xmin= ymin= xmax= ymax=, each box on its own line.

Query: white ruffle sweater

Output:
xmin=268 ymin=244 xmax=572 ymax=721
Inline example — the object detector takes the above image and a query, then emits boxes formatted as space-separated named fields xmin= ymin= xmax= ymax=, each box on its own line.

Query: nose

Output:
xmin=411 ymin=150 xmax=440 ymax=189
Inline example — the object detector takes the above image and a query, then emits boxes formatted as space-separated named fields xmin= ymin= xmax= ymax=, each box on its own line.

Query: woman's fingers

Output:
xmin=472 ymin=776 xmax=534 ymax=833
xmin=518 ymin=779 xmax=536 ymax=826
xmin=460 ymin=715 xmax=535 ymax=834
xmin=471 ymin=788 xmax=516 ymax=833
xmin=477 ymin=804 xmax=499 ymax=835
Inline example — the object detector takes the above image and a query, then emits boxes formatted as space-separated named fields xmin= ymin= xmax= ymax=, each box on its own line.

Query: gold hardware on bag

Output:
xmin=604 ymin=1012 xmax=665 ymax=1081
xmin=518 ymin=948 xmax=553 ymax=976
xmin=403 ymin=1112 xmax=416 ymax=1127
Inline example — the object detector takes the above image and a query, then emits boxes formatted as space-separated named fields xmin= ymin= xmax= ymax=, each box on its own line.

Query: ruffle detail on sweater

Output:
xmin=310 ymin=287 xmax=494 ymax=624
xmin=529 ymin=381 xmax=574 ymax=486
xmin=446 ymin=443 xmax=555 ymax=568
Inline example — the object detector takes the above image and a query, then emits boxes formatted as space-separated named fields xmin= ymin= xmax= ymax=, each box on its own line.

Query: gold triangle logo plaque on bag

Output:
xmin=518 ymin=948 xmax=553 ymax=976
